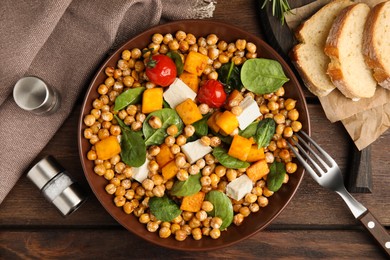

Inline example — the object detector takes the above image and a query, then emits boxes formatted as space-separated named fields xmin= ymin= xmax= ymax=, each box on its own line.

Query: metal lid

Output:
xmin=26 ymin=156 xmax=63 ymax=190
xmin=13 ymin=76 xmax=60 ymax=115
xmin=52 ymin=183 xmax=86 ymax=216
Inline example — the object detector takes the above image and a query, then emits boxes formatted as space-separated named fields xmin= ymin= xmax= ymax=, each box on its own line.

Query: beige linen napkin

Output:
xmin=0 ymin=0 xmax=216 ymax=204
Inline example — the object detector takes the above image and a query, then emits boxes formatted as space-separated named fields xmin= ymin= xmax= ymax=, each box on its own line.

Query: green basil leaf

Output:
xmin=241 ymin=58 xmax=289 ymax=94
xmin=114 ymin=115 xmax=146 ymax=167
xmin=255 ymin=118 xmax=275 ymax=148
xmin=217 ymin=62 xmax=242 ymax=93
xmin=167 ymin=51 xmax=184 ymax=76
xmin=267 ymin=161 xmax=286 ymax=192
xmin=205 ymin=190 xmax=233 ymax=230
xmin=149 ymin=195 xmax=182 ymax=222
xmin=143 ymin=108 xmax=184 ymax=146
xmin=239 ymin=121 xmax=258 ymax=138
xmin=212 ymin=147 xmax=250 ymax=169
xmin=114 ymin=87 xmax=145 ymax=111
xmin=170 ymin=173 xmax=202 ymax=197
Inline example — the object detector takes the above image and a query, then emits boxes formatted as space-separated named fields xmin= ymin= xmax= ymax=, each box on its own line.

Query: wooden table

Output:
xmin=1 ymin=1 xmax=389 ymax=259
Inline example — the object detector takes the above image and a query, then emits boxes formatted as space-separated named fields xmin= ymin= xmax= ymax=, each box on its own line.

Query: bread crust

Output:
xmin=324 ymin=3 xmax=377 ymax=99
xmin=363 ymin=1 xmax=390 ymax=90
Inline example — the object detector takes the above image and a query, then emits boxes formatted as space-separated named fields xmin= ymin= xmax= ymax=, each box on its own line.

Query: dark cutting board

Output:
xmin=258 ymin=0 xmax=372 ymax=193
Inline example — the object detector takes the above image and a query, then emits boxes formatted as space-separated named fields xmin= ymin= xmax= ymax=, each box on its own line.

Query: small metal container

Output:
xmin=26 ymin=156 xmax=86 ymax=216
xmin=13 ymin=76 xmax=60 ymax=115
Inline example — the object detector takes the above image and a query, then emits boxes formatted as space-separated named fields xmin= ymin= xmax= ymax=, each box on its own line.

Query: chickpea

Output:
xmin=175 ymin=229 xmax=187 ymax=241
xmin=200 ymin=136 xmax=211 ymax=146
xmin=94 ymin=164 xmax=106 ymax=176
xmin=131 ymin=121 xmax=142 ymax=131
xmin=291 ymin=121 xmax=302 ymax=132
xmin=239 ymin=206 xmax=251 ymax=217
xmin=235 ymin=39 xmax=246 ymax=50
xmin=188 ymin=164 xmax=200 ymax=175
xmin=245 ymin=193 xmax=258 ymax=204
xmin=142 ymin=179 xmax=154 ymax=191
xmin=226 ymin=169 xmax=237 ymax=181
xmin=196 ymin=210 xmax=208 ymax=222
xmin=210 ymin=217 xmax=223 ymax=229
xmin=152 ymin=185 xmax=165 ymax=197
xmin=176 ymin=135 xmax=187 ymax=146
xmin=148 ymin=116 xmax=162 ymax=129
xmin=104 ymin=169 xmax=115 ymax=180
xmin=170 ymin=144 xmax=181 ymax=155
xmin=202 ymin=201 xmax=214 ymax=212
xmin=139 ymin=213 xmax=150 ymax=224
xmin=198 ymin=103 xmax=210 ymax=114
xmin=175 ymin=155 xmax=187 ymax=168
xmin=105 ymin=183 xmax=116 ymax=195
xmin=231 ymin=105 xmax=243 ymax=116
xmin=200 ymin=176 xmax=211 ymax=186
xmin=84 ymin=114 xmax=96 ymax=126
xmin=258 ymin=196 xmax=269 ymax=207
xmin=286 ymin=162 xmax=298 ymax=174
xmin=249 ymin=203 xmax=260 ymax=213
xmin=192 ymin=228 xmax=202 ymax=240
xmin=87 ymin=150 xmax=97 ymax=161
xmin=177 ymin=169 xmax=189 ymax=181
xmin=201 ymin=165 xmax=213 ymax=176
xmin=210 ymin=228 xmax=221 ymax=239
xmin=84 ymin=128 xmax=93 ymax=139
xmin=114 ymin=196 xmax=126 ymax=207
xmin=283 ymin=126 xmax=294 ymax=138
xmin=159 ymin=226 xmax=171 ymax=238
xmin=166 ymin=125 xmax=178 ymax=136
xmin=202 ymin=227 xmax=211 ymax=236
xmin=233 ymin=213 xmax=244 ymax=226
xmin=196 ymin=158 xmax=206 ymax=169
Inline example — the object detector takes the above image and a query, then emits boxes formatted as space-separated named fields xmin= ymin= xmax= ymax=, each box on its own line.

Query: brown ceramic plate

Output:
xmin=78 ymin=20 xmax=310 ymax=251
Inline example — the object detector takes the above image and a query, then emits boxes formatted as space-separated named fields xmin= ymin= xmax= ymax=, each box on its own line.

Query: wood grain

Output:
xmin=0 ymin=0 xmax=389 ymax=259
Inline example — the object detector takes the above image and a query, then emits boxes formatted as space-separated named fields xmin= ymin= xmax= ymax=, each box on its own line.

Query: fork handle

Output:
xmin=358 ymin=210 xmax=390 ymax=255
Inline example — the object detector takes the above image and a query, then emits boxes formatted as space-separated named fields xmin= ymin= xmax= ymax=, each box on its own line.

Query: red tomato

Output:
xmin=145 ymin=54 xmax=177 ymax=87
xmin=197 ymin=80 xmax=227 ymax=108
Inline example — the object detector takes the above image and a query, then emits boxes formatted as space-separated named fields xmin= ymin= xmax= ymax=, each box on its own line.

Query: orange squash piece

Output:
xmin=162 ymin=160 xmax=179 ymax=180
xmin=179 ymin=72 xmax=199 ymax=93
xmin=156 ymin=143 xmax=174 ymax=168
xmin=225 ymin=89 xmax=244 ymax=109
xmin=175 ymin=98 xmax=203 ymax=125
xmin=180 ymin=191 xmax=205 ymax=212
xmin=246 ymin=145 xmax=265 ymax=162
xmin=95 ymin=136 xmax=121 ymax=160
xmin=142 ymin=88 xmax=163 ymax=114
xmin=207 ymin=111 xmax=222 ymax=133
xmin=228 ymin=135 xmax=252 ymax=161
xmin=183 ymin=51 xmax=209 ymax=76
xmin=215 ymin=110 xmax=238 ymax=135
xmin=246 ymin=159 xmax=269 ymax=182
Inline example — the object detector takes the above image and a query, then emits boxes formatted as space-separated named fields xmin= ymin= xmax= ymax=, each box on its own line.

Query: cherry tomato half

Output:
xmin=197 ymin=79 xmax=227 ymax=108
xmin=145 ymin=54 xmax=177 ymax=87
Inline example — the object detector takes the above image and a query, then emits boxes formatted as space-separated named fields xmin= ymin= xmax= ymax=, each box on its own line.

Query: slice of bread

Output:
xmin=291 ymin=0 xmax=354 ymax=97
xmin=325 ymin=3 xmax=377 ymax=100
xmin=363 ymin=1 xmax=390 ymax=90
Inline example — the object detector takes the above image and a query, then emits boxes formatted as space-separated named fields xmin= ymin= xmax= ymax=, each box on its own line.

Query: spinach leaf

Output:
xmin=114 ymin=115 xmax=146 ymax=167
xmin=170 ymin=173 xmax=201 ymax=197
xmin=149 ymin=195 xmax=182 ymax=222
xmin=205 ymin=190 xmax=233 ymax=230
xmin=114 ymin=87 xmax=145 ymax=111
xmin=254 ymin=118 xmax=275 ymax=148
xmin=192 ymin=114 xmax=211 ymax=137
xmin=167 ymin=51 xmax=184 ymax=76
xmin=267 ymin=161 xmax=286 ymax=192
xmin=217 ymin=62 xmax=242 ymax=93
xmin=212 ymin=147 xmax=250 ymax=169
xmin=239 ymin=121 xmax=258 ymax=138
xmin=241 ymin=58 xmax=289 ymax=94
xmin=143 ymin=108 xmax=184 ymax=146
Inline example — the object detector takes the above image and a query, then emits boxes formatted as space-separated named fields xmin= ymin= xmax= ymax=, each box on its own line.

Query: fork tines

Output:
xmin=288 ymin=131 xmax=336 ymax=179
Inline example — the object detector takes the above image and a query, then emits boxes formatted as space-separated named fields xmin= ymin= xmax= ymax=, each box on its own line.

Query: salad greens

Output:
xmin=241 ymin=58 xmax=289 ymax=94
xmin=205 ymin=190 xmax=234 ymax=230
xmin=267 ymin=161 xmax=286 ymax=191
xmin=149 ymin=195 xmax=182 ymax=222
xmin=114 ymin=87 xmax=145 ymax=111
xmin=217 ymin=62 xmax=242 ymax=93
xmin=212 ymin=147 xmax=250 ymax=169
xmin=254 ymin=118 xmax=275 ymax=148
xmin=170 ymin=173 xmax=202 ymax=197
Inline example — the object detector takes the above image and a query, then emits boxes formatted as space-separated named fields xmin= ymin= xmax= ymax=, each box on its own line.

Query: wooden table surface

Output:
xmin=1 ymin=1 xmax=389 ymax=259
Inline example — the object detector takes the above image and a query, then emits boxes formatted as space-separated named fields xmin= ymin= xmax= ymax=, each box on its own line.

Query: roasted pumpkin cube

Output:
xmin=95 ymin=136 xmax=121 ymax=160
xmin=162 ymin=160 xmax=179 ymax=180
xmin=179 ymin=72 xmax=199 ymax=93
xmin=228 ymin=135 xmax=252 ymax=161
xmin=156 ymin=143 xmax=174 ymax=168
xmin=207 ymin=111 xmax=222 ymax=133
xmin=175 ymin=98 xmax=203 ymax=125
xmin=225 ymin=89 xmax=244 ymax=109
xmin=142 ymin=88 xmax=163 ymax=114
xmin=183 ymin=51 xmax=209 ymax=76
xmin=216 ymin=111 xmax=238 ymax=135
xmin=246 ymin=145 xmax=265 ymax=162
xmin=180 ymin=191 xmax=205 ymax=212
xmin=246 ymin=159 xmax=269 ymax=182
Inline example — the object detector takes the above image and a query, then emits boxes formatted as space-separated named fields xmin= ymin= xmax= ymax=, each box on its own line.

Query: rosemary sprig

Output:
xmin=261 ymin=0 xmax=291 ymax=25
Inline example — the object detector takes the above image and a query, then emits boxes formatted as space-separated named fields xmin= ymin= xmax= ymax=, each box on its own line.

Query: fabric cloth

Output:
xmin=0 ymin=0 xmax=216 ymax=204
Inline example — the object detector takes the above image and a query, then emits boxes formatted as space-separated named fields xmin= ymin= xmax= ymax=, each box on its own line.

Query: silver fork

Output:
xmin=288 ymin=131 xmax=390 ymax=255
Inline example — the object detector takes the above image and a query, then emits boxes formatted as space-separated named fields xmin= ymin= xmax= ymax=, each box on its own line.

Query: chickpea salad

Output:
xmin=83 ymin=30 xmax=302 ymax=241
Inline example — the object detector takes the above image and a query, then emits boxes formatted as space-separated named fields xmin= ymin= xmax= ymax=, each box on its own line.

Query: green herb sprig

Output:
xmin=261 ymin=0 xmax=291 ymax=25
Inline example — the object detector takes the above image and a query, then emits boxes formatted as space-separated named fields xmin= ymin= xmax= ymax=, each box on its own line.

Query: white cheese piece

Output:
xmin=163 ymin=78 xmax=197 ymax=108
xmin=226 ymin=174 xmax=253 ymax=201
xmin=181 ymin=139 xmax=213 ymax=164
xmin=132 ymin=157 xmax=150 ymax=183
xmin=237 ymin=96 xmax=261 ymax=130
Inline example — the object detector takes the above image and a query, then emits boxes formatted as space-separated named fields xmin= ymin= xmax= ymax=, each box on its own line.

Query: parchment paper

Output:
xmin=285 ymin=0 xmax=390 ymax=150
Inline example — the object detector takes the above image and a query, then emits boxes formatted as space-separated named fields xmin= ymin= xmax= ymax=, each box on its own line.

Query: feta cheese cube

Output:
xmin=163 ymin=78 xmax=197 ymax=108
xmin=181 ymin=139 xmax=212 ymax=164
xmin=226 ymin=174 xmax=253 ymax=201
xmin=132 ymin=157 xmax=150 ymax=183
xmin=237 ymin=96 xmax=261 ymax=130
